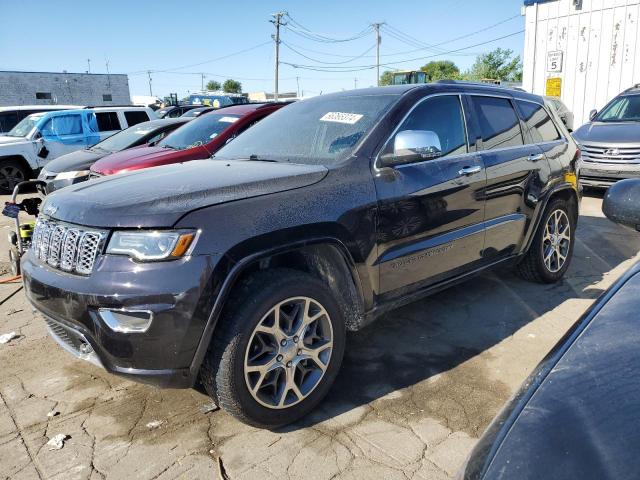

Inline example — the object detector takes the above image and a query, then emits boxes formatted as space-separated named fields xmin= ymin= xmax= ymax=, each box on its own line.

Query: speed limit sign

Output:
xmin=547 ymin=51 xmax=564 ymax=72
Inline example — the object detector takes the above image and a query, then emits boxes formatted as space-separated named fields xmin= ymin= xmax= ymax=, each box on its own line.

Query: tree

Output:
xmin=205 ymin=80 xmax=221 ymax=91
xmin=223 ymin=79 xmax=242 ymax=94
xmin=379 ymin=70 xmax=394 ymax=86
xmin=465 ymin=48 xmax=523 ymax=82
xmin=420 ymin=60 xmax=460 ymax=81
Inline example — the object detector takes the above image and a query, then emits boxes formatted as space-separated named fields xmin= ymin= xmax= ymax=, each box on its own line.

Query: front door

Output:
xmin=39 ymin=113 xmax=87 ymax=166
xmin=373 ymin=94 xmax=486 ymax=299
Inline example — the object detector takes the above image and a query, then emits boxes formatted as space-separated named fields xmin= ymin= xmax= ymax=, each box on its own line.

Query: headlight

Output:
xmin=55 ymin=170 xmax=91 ymax=180
xmin=106 ymin=230 xmax=197 ymax=261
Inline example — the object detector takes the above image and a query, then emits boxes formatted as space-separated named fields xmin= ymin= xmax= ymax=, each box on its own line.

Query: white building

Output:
xmin=0 ymin=71 xmax=131 ymax=107
xmin=522 ymin=0 xmax=640 ymax=127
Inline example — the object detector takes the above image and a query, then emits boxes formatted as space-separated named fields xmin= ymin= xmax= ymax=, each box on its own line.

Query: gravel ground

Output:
xmin=0 ymin=192 xmax=638 ymax=480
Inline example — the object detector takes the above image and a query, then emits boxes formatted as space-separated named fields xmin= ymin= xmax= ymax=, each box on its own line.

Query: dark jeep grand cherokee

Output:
xmin=23 ymin=82 xmax=580 ymax=427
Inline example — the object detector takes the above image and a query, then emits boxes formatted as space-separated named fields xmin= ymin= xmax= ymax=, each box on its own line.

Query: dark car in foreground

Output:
xmin=461 ymin=178 xmax=640 ymax=480
xmin=89 ymin=103 xmax=287 ymax=176
xmin=22 ymin=82 xmax=580 ymax=427
xmin=574 ymin=84 xmax=640 ymax=188
xmin=37 ymin=118 xmax=189 ymax=192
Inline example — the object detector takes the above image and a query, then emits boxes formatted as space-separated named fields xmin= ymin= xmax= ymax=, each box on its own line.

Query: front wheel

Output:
xmin=517 ymin=198 xmax=576 ymax=283
xmin=199 ymin=269 xmax=346 ymax=428
xmin=0 ymin=160 xmax=28 ymax=194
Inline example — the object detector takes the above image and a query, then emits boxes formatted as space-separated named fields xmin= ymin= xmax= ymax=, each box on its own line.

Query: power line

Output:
xmin=281 ymin=29 xmax=525 ymax=72
xmin=281 ymin=41 xmax=376 ymax=65
xmin=285 ymin=14 xmax=373 ymax=43
xmin=127 ymin=41 xmax=272 ymax=75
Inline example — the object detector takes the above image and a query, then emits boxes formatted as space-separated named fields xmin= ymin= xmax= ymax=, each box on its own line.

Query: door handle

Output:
xmin=528 ymin=153 xmax=545 ymax=162
xmin=458 ymin=165 xmax=482 ymax=176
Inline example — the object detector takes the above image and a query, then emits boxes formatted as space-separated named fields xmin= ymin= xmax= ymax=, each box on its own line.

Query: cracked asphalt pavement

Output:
xmin=1 ymin=192 xmax=639 ymax=480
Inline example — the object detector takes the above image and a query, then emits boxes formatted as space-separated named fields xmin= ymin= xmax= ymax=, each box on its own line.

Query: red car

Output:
xmin=90 ymin=103 xmax=288 ymax=176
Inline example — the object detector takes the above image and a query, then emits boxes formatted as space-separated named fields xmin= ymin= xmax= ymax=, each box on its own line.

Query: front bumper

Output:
xmin=38 ymin=175 xmax=91 ymax=194
xmin=579 ymin=162 xmax=640 ymax=188
xmin=22 ymin=249 xmax=219 ymax=388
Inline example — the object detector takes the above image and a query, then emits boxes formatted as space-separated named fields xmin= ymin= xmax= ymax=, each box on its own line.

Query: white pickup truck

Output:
xmin=0 ymin=106 xmax=156 ymax=192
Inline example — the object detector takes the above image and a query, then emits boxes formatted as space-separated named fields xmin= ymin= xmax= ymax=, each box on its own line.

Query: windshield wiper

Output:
xmin=247 ymin=154 xmax=278 ymax=163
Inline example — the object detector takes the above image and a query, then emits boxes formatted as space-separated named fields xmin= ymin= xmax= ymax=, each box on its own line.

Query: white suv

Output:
xmin=0 ymin=106 xmax=157 ymax=192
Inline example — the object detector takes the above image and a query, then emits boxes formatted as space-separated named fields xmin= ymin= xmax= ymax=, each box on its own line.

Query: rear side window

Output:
xmin=384 ymin=95 xmax=468 ymax=158
xmin=124 ymin=110 xmax=150 ymax=127
xmin=471 ymin=96 xmax=523 ymax=150
xmin=515 ymin=100 xmax=561 ymax=143
xmin=95 ymin=112 xmax=121 ymax=131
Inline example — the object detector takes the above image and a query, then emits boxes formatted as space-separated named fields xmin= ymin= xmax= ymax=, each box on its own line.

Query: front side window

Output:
xmin=159 ymin=113 xmax=241 ymax=150
xmin=596 ymin=95 xmax=640 ymax=122
xmin=214 ymin=94 xmax=400 ymax=165
xmin=41 ymin=114 xmax=83 ymax=137
xmin=516 ymin=100 xmax=561 ymax=143
xmin=471 ymin=96 xmax=524 ymax=150
xmin=381 ymin=95 xmax=467 ymax=160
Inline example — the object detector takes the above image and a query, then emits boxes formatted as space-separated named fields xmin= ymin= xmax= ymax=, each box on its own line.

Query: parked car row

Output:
xmin=21 ymin=81 xmax=582 ymax=427
xmin=0 ymin=106 xmax=156 ymax=192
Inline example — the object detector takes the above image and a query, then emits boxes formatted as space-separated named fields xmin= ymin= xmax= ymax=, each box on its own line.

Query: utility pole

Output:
xmin=87 ymin=59 xmax=91 ymax=74
xmin=296 ymin=76 xmax=300 ymax=97
xmin=270 ymin=12 xmax=287 ymax=101
xmin=372 ymin=22 xmax=384 ymax=86
xmin=147 ymin=70 xmax=153 ymax=96
xmin=201 ymin=73 xmax=205 ymax=92
xmin=354 ymin=78 xmax=358 ymax=89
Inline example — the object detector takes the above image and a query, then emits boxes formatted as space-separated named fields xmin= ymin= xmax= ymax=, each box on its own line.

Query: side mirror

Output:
xmin=379 ymin=130 xmax=442 ymax=168
xmin=603 ymin=179 xmax=640 ymax=231
xmin=589 ymin=109 xmax=598 ymax=121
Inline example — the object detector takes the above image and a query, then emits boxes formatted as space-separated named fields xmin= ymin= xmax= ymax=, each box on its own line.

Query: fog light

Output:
xmin=79 ymin=342 xmax=93 ymax=355
xmin=98 ymin=309 xmax=153 ymax=333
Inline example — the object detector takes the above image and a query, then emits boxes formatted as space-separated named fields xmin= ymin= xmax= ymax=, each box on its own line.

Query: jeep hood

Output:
xmin=573 ymin=122 xmax=640 ymax=146
xmin=43 ymin=149 xmax=103 ymax=174
xmin=43 ymin=159 xmax=328 ymax=228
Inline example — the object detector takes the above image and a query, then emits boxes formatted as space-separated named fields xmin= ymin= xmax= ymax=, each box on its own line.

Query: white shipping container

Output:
xmin=523 ymin=0 xmax=640 ymax=128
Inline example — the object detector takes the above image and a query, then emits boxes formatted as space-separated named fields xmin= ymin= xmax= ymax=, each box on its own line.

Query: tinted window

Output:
xmin=124 ymin=110 xmax=150 ymax=127
xmin=103 ymin=94 xmax=113 ymax=102
xmin=95 ymin=112 xmax=121 ymax=131
xmin=0 ymin=112 xmax=19 ymax=133
xmin=383 ymin=95 xmax=467 ymax=159
xmin=471 ymin=96 xmax=523 ymax=150
xmin=516 ymin=100 xmax=561 ymax=143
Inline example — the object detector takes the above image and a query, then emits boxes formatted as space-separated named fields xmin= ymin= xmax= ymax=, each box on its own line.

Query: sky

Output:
xmin=0 ymin=0 xmax=525 ymax=99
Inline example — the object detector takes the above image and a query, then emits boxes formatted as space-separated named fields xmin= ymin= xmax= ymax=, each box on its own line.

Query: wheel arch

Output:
xmin=189 ymin=237 xmax=367 ymax=382
xmin=0 ymin=155 xmax=34 ymax=177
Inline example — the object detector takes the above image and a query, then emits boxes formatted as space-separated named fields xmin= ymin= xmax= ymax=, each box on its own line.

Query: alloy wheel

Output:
xmin=542 ymin=209 xmax=571 ymax=273
xmin=244 ymin=296 xmax=333 ymax=409
xmin=0 ymin=166 xmax=25 ymax=192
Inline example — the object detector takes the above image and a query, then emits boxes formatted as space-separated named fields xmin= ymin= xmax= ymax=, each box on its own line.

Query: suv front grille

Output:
xmin=581 ymin=144 xmax=640 ymax=164
xmin=32 ymin=218 xmax=107 ymax=275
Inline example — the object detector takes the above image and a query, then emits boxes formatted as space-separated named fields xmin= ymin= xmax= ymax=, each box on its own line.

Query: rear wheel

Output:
xmin=0 ymin=160 xmax=28 ymax=194
xmin=8 ymin=245 xmax=20 ymax=276
xmin=199 ymin=268 xmax=346 ymax=428
xmin=517 ymin=198 xmax=576 ymax=283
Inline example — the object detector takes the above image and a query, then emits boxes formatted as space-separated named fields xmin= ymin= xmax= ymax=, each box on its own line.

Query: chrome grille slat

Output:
xmin=32 ymin=218 xmax=105 ymax=275
xmin=581 ymin=144 xmax=640 ymax=164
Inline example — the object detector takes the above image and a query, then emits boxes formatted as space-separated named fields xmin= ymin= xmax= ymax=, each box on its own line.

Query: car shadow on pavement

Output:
xmin=282 ymin=213 xmax=640 ymax=434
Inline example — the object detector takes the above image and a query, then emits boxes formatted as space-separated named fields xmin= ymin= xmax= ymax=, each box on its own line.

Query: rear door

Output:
xmin=374 ymin=93 xmax=487 ymax=297
xmin=468 ymin=95 xmax=551 ymax=262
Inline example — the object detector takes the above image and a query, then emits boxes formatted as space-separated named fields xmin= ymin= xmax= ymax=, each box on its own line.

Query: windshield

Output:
xmin=156 ymin=107 xmax=172 ymax=118
xmin=181 ymin=108 xmax=211 ymax=118
xmin=90 ymin=122 xmax=160 ymax=152
xmin=158 ymin=113 xmax=240 ymax=150
xmin=214 ymin=94 xmax=399 ymax=165
xmin=596 ymin=95 xmax=640 ymax=122
xmin=6 ymin=114 xmax=44 ymax=137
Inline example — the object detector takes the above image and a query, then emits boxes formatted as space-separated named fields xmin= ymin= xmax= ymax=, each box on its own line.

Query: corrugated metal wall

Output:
xmin=523 ymin=0 xmax=640 ymax=128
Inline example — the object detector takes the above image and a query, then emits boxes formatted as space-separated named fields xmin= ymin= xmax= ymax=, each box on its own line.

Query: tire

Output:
xmin=0 ymin=159 xmax=29 ymax=194
xmin=199 ymin=268 xmax=346 ymax=428
xmin=517 ymin=198 xmax=576 ymax=283
xmin=8 ymin=245 xmax=20 ymax=276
